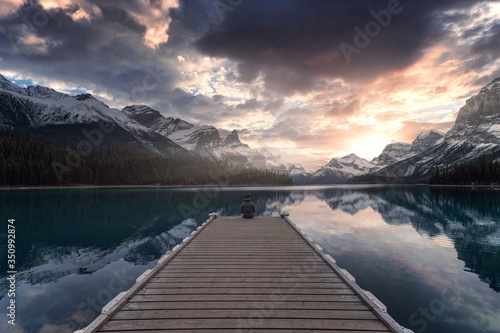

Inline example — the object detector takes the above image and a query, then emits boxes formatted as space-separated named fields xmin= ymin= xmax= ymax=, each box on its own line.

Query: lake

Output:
xmin=0 ymin=185 xmax=499 ymax=333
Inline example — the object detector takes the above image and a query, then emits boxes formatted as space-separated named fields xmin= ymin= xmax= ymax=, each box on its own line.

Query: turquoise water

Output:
xmin=0 ymin=186 xmax=499 ymax=333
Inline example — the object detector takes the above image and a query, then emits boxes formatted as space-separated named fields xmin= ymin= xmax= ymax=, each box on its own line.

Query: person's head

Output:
xmin=244 ymin=194 xmax=251 ymax=201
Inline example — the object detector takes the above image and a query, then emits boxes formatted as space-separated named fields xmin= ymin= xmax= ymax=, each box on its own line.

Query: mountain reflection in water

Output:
xmin=0 ymin=186 xmax=499 ymax=333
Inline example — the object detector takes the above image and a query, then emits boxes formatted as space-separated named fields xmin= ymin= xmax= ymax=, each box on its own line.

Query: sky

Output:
xmin=1 ymin=0 xmax=500 ymax=170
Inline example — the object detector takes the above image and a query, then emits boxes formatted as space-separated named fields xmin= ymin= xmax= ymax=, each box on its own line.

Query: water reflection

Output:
xmin=0 ymin=186 xmax=499 ymax=333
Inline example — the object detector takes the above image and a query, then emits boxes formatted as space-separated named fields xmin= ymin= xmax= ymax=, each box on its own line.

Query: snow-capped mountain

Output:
xmin=124 ymin=104 xmax=266 ymax=168
xmin=301 ymin=78 xmax=500 ymax=185
xmin=123 ymin=104 xmax=302 ymax=171
xmin=297 ymin=154 xmax=375 ymax=184
xmin=371 ymin=142 xmax=411 ymax=168
xmin=406 ymin=130 xmax=445 ymax=157
xmin=5 ymin=73 xmax=498 ymax=184
xmin=122 ymin=105 xmax=193 ymax=137
xmin=259 ymin=148 xmax=306 ymax=175
xmin=0 ymin=75 xmax=298 ymax=171
xmin=0 ymin=74 xmax=189 ymax=158
xmin=292 ymin=134 xmax=444 ymax=184
xmin=375 ymin=78 xmax=500 ymax=178
xmin=370 ymin=131 xmax=445 ymax=170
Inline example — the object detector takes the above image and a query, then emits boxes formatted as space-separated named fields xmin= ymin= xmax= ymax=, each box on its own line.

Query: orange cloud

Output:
xmin=129 ymin=0 xmax=179 ymax=49
xmin=0 ymin=0 xmax=24 ymax=16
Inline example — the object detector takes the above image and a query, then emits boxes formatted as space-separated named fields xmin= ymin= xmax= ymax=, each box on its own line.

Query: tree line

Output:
xmin=0 ymin=130 xmax=293 ymax=186
xmin=429 ymin=154 xmax=500 ymax=185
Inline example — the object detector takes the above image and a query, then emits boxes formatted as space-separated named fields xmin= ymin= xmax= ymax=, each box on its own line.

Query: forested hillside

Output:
xmin=0 ymin=131 xmax=292 ymax=186
xmin=429 ymin=155 xmax=500 ymax=185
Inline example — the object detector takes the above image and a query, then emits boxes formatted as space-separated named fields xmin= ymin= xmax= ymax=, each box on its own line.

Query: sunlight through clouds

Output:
xmin=129 ymin=0 xmax=179 ymax=49
xmin=39 ymin=0 xmax=102 ymax=21
xmin=0 ymin=0 xmax=24 ymax=17
xmin=1 ymin=0 xmax=499 ymax=167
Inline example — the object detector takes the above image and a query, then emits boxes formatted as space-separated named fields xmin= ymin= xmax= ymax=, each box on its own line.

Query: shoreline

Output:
xmin=0 ymin=184 xmax=294 ymax=191
xmin=1 ymin=183 xmax=499 ymax=191
xmin=429 ymin=184 xmax=500 ymax=189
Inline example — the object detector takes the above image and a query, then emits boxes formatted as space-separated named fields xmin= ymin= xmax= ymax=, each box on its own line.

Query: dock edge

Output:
xmin=280 ymin=212 xmax=414 ymax=333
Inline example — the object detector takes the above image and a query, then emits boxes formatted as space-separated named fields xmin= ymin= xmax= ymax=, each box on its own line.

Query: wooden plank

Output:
xmin=164 ymin=264 xmax=326 ymax=268
xmin=137 ymin=288 xmax=356 ymax=295
xmin=129 ymin=294 xmax=365 ymax=303
xmin=166 ymin=261 xmax=324 ymax=266
xmin=171 ymin=256 xmax=322 ymax=260
xmin=130 ymin=294 xmax=364 ymax=304
xmin=111 ymin=309 xmax=379 ymax=320
xmin=150 ymin=275 xmax=343 ymax=283
xmin=99 ymin=318 xmax=391 ymax=331
xmin=143 ymin=282 xmax=350 ymax=289
xmin=95 ymin=330 xmax=390 ymax=333
xmin=156 ymin=266 xmax=336 ymax=276
xmin=154 ymin=272 xmax=340 ymax=278
xmin=122 ymin=301 xmax=370 ymax=311
xmin=178 ymin=252 xmax=316 ymax=255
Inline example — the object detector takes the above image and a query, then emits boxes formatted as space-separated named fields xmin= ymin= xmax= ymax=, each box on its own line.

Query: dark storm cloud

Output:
xmin=471 ymin=23 xmax=500 ymax=55
xmin=0 ymin=0 xmax=180 ymax=105
xmin=154 ymin=88 xmax=240 ymax=124
xmin=0 ymin=0 xmax=492 ymax=123
xmin=455 ymin=22 xmax=500 ymax=83
xmin=194 ymin=0 xmax=481 ymax=94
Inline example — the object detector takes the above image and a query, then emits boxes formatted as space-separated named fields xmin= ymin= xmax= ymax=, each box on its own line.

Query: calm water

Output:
xmin=0 ymin=186 xmax=499 ymax=333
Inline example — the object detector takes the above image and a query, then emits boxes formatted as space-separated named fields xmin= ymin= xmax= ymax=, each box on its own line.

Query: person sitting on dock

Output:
xmin=241 ymin=194 xmax=255 ymax=218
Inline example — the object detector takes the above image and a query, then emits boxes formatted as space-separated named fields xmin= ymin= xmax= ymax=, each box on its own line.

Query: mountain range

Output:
xmin=370 ymin=78 xmax=500 ymax=181
xmin=0 ymin=74 xmax=303 ymax=175
xmin=1 ymin=73 xmax=500 ymax=184
xmin=294 ymin=78 xmax=500 ymax=184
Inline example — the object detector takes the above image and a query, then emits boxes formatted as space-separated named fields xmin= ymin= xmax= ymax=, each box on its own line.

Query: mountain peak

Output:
xmin=455 ymin=78 xmax=500 ymax=126
xmin=371 ymin=142 xmax=411 ymax=167
xmin=407 ymin=130 xmax=444 ymax=157
xmin=326 ymin=153 xmax=372 ymax=168
xmin=122 ymin=105 xmax=161 ymax=116
xmin=0 ymin=74 xmax=9 ymax=83
xmin=482 ymin=77 xmax=500 ymax=92
xmin=224 ymin=129 xmax=241 ymax=145
xmin=0 ymin=74 xmax=23 ymax=93
xmin=75 ymin=93 xmax=94 ymax=101
xmin=341 ymin=153 xmax=360 ymax=160
xmin=122 ymin=105 xmax=166 ymax=128
xmin=416 ymin=130 xmax=444 ymax=139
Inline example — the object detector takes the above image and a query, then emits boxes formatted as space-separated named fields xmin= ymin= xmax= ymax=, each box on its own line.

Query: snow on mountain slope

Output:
xmin=168 ymin=125 xmax=221 ymax=151
xmin=123 ymin=104 xmax=296 ymax=170
xmin=306 ymin=154 xmax=376 ymax=184
xmin=376 ymin=78 xmax=500 ymax=178
xmin=370 ymin=131 xmax=444 ymax=171
xmin=371 ymin=142 xmax=411 ymax=168
xmin=0 ymin=75 xmax=189 ymax=157
xmin=407 ymin=130 xmax=445 ymax=157
xmin=212 ymin=130 xmax=267 ymax=168
xmin=123 ymin=105 xmax=193 ymax=137
xmin=259 ymin=148 xmax=306 ymax=175
xmin=295 ymin=128 xmax=448 ymax=184
xmin=122 ymin=104 xmax=258 ymax=166
xmin=0 ymin=77 xmax=141 ymax=131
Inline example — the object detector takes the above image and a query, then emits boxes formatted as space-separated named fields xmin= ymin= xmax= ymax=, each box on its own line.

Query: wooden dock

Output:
xmin=80 ymin=215 xmax=409 ymax=332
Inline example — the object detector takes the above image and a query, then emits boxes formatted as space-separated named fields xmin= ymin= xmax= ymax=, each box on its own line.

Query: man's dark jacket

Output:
xmin=241 ymin=198 xmax=255 ymax=218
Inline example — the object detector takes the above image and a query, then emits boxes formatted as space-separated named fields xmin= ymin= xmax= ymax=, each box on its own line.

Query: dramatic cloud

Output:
xmin=0 ymin=0 xmax=499 ymax=168
xmin=194 ymin=0 xmax=480 ymax=93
